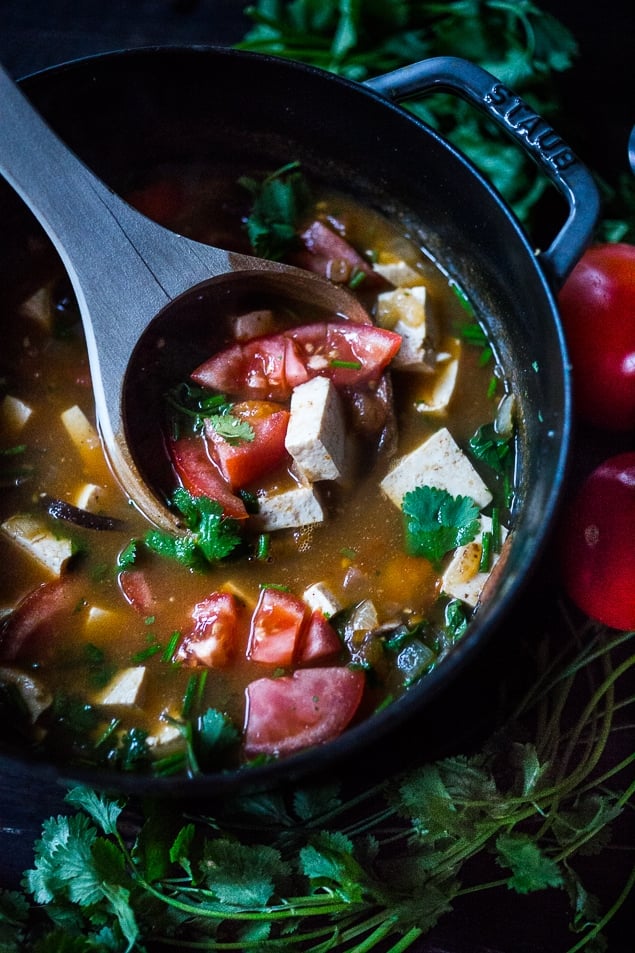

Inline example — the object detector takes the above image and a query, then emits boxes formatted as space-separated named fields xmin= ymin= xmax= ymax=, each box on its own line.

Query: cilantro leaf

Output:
xmin=402 ymin=485 xmax=480 ymax=567
xmin=65 ymin=787 xmax=123 ymax=837
xmin=239 ymin=161 xmax=311 ymax=260
xmin=199 ymin=839 xmax=287 ymax=908
xmin=197 ymin=708 xmax=241 ymax=766
xmin=496 ymin=832 xmax=564 ymax=893
xmin=207 ymin=413 xmax=255 ymax=445
xmin=469 ymin=422 xmax=513 ymax=474
xmin=145 ymin=488 xmax=241 ymax=569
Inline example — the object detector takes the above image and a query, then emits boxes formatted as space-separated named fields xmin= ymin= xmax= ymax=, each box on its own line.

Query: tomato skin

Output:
xmin=557 ymin=243 xmax=635 ymax=431
xmin=176 ymin=592 xmax=244 ymax=668
xmin=191 ymin=322 xmax=402 ymax=401
xmin=168 ymin=437 xmax=248 ymax=520
xmin=560 ymin=453 xmax=635 ymax=630
xmin=247 ymin=588 xmax=308 ymax=666
xmin=243 ymin=666 xmax=365 ymax=757
xmin=206 ymin=403 xmax=290 ymax=489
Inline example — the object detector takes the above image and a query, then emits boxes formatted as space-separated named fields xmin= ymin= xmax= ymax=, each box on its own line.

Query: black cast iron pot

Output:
xmin=0 ymin=47 xmax=599 ymax=798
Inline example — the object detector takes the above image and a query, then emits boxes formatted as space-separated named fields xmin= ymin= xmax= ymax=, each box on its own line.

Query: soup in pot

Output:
xmin=0 ymin=162 xmax=516 ymax=776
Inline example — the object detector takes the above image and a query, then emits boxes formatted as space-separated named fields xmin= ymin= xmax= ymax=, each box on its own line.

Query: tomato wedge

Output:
xmin=0 ymin=575 xmax=84 ymax=661
xmin=244 ymin=666 xmax=365 ymax=757
xmin=247 ymin=588 xmax=308 ymax=666
xmin=119 ymin=570 xmax=157 ymax=615
xmin=298 ymin=610 xmax=342 ymax=664
xmin=206 ymin=402 xmax=290 ymax=489
xmin=176 ymin=591 xmax=244 ymax=668
xmin=191 ymin=322 xmax=402 ymax=401
xmin=168 ymin=437 xmax=248 ymax=520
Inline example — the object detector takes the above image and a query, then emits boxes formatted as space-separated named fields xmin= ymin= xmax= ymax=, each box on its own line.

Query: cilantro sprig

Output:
xmin=239 ymin=160 xmax=311 ymax=260
xmin=402 ymin=485 xmax=480 ymax=567
xmin=144 ymin=487 xmax=241 ymax=569
xmin=5 ymin=614 xmax=633 ymax=952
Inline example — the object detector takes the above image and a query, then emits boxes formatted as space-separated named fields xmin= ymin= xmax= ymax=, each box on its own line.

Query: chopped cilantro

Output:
xmin=469 ymin=422 xmax=513 ymax=475
xmin=402 ymin=485 xmax=480 ymax=567
xmin=239 ymin=161 xmax=311 ymax=260
xmin=207 ymin=412 xmax=255 ymax=445
xmin=144 ymin=488 xmax=241 ymax=570
xmin=117 ymin=539 xmax=138 ymax=569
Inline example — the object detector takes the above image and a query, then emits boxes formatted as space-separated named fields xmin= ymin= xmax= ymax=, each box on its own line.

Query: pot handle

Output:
xmin=365 ymin=56 xmax=600 ymax=289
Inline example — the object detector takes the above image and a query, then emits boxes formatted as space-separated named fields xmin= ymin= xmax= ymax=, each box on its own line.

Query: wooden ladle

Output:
xmin=0 ymin=63 xmax=368 ymax=528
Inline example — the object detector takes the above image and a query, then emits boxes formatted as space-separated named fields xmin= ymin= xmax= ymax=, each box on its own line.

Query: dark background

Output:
xmin=0 ymin=2 xmax=633 ymax=951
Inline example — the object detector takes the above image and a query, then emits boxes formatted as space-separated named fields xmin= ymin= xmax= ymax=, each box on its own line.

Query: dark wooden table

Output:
xmin=0 ymin=2 xmax=633 ymax=950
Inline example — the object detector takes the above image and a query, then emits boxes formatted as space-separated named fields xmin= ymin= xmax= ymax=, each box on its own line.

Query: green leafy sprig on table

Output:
xmin=1 ymin=606 xmax=633 ymax=952
xmin=238 ymin=0 xmax=579 ymax=226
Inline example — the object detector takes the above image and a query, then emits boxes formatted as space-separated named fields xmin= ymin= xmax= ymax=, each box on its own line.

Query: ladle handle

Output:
xmin=0 ymin=64 xmax=236 ymax=424
xmin=365 ymin=56 xmax=601 ymax=289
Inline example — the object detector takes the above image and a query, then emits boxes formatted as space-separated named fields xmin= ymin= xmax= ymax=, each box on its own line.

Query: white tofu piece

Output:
xmin=372 ymin=259 xmax=424 ymax=288
xmin=74 ymin=482 xmax=107 ymax=512
xmin=303 ymin=582 xmax=342 ymax=618
xmin=285 ymin=376 xmax=347 ymax=482
xmin=414 ymin=338 xmax=461 ymax=413
xmin=95 ymin=666 xmax=146 ymax=707
xmin=442 ymin=515 xmax=509 ymax=607
xmin=1 ymin=395 xmax=33 ymax=433
xmin=380 ymin=427 xmax=492 ymax=510
xmin=0 ymin=666 xmax=52 ymax=722
xmin=146 ymin=720 xmax=183 ymax=753
xmin=233 ymin=309 xmax=276 ymax=341
xmin=377 ymin=285 xmax=427 ymax=331
xmin=19 ymin=285 xmax=53 ymax=330
xmin=251 ymin=484 xmax=325 ymax=532
xmin=1 ymin=513 xmax=74 ymax=576
xmin=60 ymin=405 xmax=101 ymax=459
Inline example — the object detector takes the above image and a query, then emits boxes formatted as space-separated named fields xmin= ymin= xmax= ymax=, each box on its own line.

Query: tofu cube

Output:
xmin=1 ymin=395 xmax=33 ymax=433
xmin=60 ymin=405 xmax=101 ymax=460
xmin=303 ymin=582 xmax=342 ymax=618
xmin=377 ymin=285 xmax=427 ymax=331
xmin=233 ymin=309 xmax=276 ymax=341
xmin=372 ymin=259 xmax=425 ymax=288
xmin=95 ymin=666 xmax=146 ymax=707
xmin=1 ymin=513 xmax=74 ymax=576
xmin=251 ymin=484 xmax=325 ymax=532
xmin=285 ymin=376 xmax=347 ymax=482
xmin=442 ymin=515 xmax=509 ymax=607
xmin=414 ymin=338 xmax=461 ymax=413
xmin=380 ymin=427 xmax=492 ymax=510
xmin=74 ymin=482 xmax=107 ymax=512
xmin=19 ymin=284 xmax=53 ymax=331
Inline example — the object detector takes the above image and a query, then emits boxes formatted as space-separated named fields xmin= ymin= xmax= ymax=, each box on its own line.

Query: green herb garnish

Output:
xmin=144 ymin=487 xmax=241 ymax=569
xmin=239 ymin=160 xmax=311 ymax=260
xmin=207 ymin=412 xmax=255 ymax=445
xmin=402 ymin=485 xmax=480 ymax=567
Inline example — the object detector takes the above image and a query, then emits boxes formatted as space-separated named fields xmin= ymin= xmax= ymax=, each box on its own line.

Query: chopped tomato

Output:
xmin=192 ymin=322 xmax=401 ymax=401
xmin=298 ymin=610 xmax=342 ymax=664
xmin=118 ymin=570 xmax=157 ymax=614
xmin=247 ymin=588 xmax=308 ymax=666
xmin=176 ymin=591 xmax=244 ymax=668
xmin=168 ymin=437 xmax=248 ymax=520
xmin=206 ymin=402 xmax=290 ymax=489
xmin=244 ymin=666 xmax=365 ymax=757
xmin=0 ymin=575 xmax=83 ymax=661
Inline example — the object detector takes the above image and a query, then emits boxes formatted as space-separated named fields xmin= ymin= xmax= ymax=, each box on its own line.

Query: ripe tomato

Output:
xmin=244 ymin=666 xmax=365 ymax=756
xmin=192 ymin=321 xmax=402 ymax=401
xmin=560 ymin=453 xmax=635 ymax=630
xmin=557 ymin=243 xmax=635 ymax=431
xmin=247 ymin=588 xmax=308 ymax=666
xmin=168 ymin=437 xmax=248 ymax=520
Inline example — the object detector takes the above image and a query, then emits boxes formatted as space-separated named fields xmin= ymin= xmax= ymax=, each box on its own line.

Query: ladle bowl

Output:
xmin=0 ymin=63 xmax=368 ymax=528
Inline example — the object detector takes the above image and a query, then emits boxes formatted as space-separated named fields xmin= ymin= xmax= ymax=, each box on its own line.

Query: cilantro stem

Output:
xmin=565 ymin=862 xmax=635 ymax=953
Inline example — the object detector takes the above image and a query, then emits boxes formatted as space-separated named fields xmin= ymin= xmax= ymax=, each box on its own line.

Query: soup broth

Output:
xmin=0 ymin=162 xmax=515 ymax=776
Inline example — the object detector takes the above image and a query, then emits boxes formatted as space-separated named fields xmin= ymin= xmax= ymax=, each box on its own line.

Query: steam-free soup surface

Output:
xmin=0 ymin=162 xmax=515 ymax=776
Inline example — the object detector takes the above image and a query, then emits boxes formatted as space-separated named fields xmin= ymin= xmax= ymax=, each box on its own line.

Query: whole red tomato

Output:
xmin=560 ymin=453 xmax=635 ymax=630
xmin=558 ymin=243 xmax=635 ymax=431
